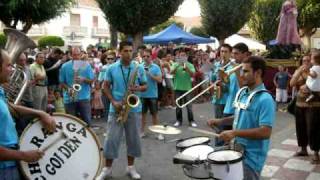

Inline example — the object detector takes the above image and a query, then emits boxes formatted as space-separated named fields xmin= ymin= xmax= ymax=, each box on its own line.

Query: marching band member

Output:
xmin=208 ymin=56 xmax=276 ymax=179
xmin=97 ymin=41 xmax=147 ymax=180
xmin=59 ymin=47 xmax=94 ymax=126
xmin=0 ymin=48 xmax=56 ymax=180
xmin=140 ymin=49 xmax=163 ymax=139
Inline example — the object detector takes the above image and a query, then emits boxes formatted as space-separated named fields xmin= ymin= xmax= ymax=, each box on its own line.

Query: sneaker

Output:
xmin=126 ymin=166 xmax=141 ymax=179
xmin=140 ymin=132 xmax=146 ymax=138
xmin=190 ymin=122 xmax=198 ymax=127
xmin=93 ymin=115 xmax=97 ymax=119
xmin=173 ymin=121 xmax=181 ymax=127
xmin=95 ymin=167 xmax=112 ymax=180
xmin=157 ymin=134 xmax=164 ymax=141
xmin=97 ymin=115 xmax=101 ymax=119
xmin=169 ymin=105 xmax=176 ymax=109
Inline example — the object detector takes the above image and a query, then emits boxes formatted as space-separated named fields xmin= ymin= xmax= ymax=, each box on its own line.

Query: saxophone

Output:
xmin=116 ymin=64 xmax=140 ymax=123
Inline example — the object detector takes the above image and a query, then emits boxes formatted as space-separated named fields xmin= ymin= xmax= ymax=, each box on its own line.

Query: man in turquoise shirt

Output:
xmin=0 ymin=48 xmax=56 ymax=179
xmin=208 ymin=56 xmax=276 ymax=180
xmin=140 ymin=49 xmax=162 ymax=139
xmin=59 ymin=47 xmax=94 ymax=125
xmin=97 ymin=41 xmax=147 ymax=180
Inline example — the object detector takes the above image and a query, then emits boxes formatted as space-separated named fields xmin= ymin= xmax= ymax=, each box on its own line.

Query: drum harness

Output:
xmin=233 ymin=86 xmax=271 ymax=168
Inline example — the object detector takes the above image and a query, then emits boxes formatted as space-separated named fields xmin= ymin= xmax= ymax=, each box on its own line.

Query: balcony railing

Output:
xmin=27 ymin=26 xmax=46 ymax=36
xmin=63 ymin=26 xmax=88 ymax=37
xmin=92 ymin=27 xmax=109 ymax=37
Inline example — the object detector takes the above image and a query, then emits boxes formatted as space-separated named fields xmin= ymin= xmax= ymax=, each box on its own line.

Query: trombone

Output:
xmin=175 ymin=63 xmax=243 ymax=108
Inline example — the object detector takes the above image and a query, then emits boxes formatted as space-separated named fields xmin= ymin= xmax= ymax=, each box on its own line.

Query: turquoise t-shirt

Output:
xmin=233 ymin=84 xmax=276 ymax=172
xmin=59 ymin=60 xmax=94 ymax=104
xmin=106 ymin=60 xmax=147 ymax=113
xmin=98 ymin=64 xmax=109 ymax=82
xmin=141 ymin=63 xmax=162 ymax=98
xmin=0 ymin=86 xmax=18 ymax=168
xmin=211 ymin=61 xmax=233 ymax=105
xmin=223 ymin=72 xmax=240 ymax=114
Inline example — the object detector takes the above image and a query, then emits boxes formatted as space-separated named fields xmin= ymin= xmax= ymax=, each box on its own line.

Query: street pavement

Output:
xmin=91 ymin=103 xmax=320 ymax=180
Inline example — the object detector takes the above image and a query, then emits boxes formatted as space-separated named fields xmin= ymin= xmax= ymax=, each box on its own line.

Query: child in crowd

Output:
xmin=54 ymin=90 xmax=65 ymax=113
xmin=305 ymin=50 xmax=320 ymax=102
xmin=273 ymin=65 xmax=291 ymax=108
xmin=92 ymin=81 xmax=104 ymax=119
xmin=47 ymin=88 xmax=56 ymax=112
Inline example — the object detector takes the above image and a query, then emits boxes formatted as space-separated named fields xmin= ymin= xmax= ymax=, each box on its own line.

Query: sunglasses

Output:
xmin=143 ymin=55 xmax=150 ymax=58
xmin=107 ymin=58 xmax=114 ymax=60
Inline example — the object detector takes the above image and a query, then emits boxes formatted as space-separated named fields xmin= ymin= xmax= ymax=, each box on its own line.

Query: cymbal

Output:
xmin=148 ymin=125 xmax=181 ymax=135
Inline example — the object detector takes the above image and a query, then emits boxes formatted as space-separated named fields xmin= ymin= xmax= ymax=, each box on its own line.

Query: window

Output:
xmin=70 ymin=14 xmax=80 ymax=26
xmin=93 ymin=16 xmax=98 ymax=28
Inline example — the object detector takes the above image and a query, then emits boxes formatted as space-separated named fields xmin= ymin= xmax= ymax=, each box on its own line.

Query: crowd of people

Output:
xmin=2 ymin=37 xmax=320 ymax=180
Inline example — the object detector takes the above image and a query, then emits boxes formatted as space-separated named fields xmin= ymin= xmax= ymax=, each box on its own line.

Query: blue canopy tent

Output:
xmin=143 ymin=24 xmax=214 ymax=44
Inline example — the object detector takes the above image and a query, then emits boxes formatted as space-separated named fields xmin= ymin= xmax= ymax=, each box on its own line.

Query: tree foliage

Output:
xmin=150 ymin=19 xmax=184 ymax=34
xmin=248 ymin=0 xmax=283 ymax=43
xmin=189 ymin=26 xmax=209 ymax=38
xmin=297 ymin=0 xmax=320 ymax=39
xmin=0 ymin=0 xmax=74 ymax=33
xmin=199 ymin=0 xmax=254 ymax=43
xmin=0 ymin=33 xmax=7 ymax=48
xmin=96 ymin=0 xmax=183 ymax=50
xmin=38 ymin=36 xmax=65 ymax=48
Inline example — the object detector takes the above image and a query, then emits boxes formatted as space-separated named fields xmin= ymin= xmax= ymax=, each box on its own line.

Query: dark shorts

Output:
xmin=142 ymin=98 xmax=158 ymax=115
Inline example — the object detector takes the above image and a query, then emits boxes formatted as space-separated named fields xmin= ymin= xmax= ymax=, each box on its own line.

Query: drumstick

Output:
xmin=40 ymin=131 xmax=68 ymax=152
xmin=188 ymin=127 xmax=220 ymax=137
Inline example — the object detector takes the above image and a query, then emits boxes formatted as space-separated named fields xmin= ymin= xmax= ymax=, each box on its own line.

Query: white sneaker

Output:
xmin=190 ymin=122 xmax=197 ymax=127
xmin=95 ymin=167 xmax=112 ymax=180
xmin=140 ymin=132 xmax=146 ymax=138
xmin=169 ymin=105 xmax=176 ymax=109
xmin=157 ymin=134 xmax=164 ymax=140
xmin=126 ymin=166 xmax=141 ymax=179
xmin=173 ymin=121 xmax=181 ymax=127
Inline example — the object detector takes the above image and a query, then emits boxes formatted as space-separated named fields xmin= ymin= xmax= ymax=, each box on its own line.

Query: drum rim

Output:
xmin=18 ymin=113 xmax=104 ymax=179
xmin=207 ymin=150 xmax=243 ymax=165
xmin=176 ymin=136 xmax=210 ymax=148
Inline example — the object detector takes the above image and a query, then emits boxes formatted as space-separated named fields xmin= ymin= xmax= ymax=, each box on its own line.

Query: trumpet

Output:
xmin=218 ymin=63 xmax=243 ymax=83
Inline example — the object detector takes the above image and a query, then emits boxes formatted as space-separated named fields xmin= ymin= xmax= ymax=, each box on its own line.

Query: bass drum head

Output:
xmin=19 ymin=113 xmax=103 ymax=180
xmin=176 ymin=136 xmax=210 ymax=151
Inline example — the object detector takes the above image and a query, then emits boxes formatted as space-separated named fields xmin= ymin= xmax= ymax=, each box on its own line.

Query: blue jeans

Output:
xmin=103 ymin=113 xmax=142 ymax=159
xmin=0 ymin=166 xmax=21 ymax=180
xmin=243 ymin=164 xmax=260 ymax=180
xmin=65 ymin=100 xmax=92 ymax=126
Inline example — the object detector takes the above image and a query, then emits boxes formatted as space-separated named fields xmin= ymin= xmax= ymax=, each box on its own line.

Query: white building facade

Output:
xmin=1 ymin=0 xmax=110 ymax=49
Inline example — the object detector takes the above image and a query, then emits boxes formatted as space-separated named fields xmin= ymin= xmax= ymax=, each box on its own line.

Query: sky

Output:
xmin=174 ymin=0 xmax=201 ymax=17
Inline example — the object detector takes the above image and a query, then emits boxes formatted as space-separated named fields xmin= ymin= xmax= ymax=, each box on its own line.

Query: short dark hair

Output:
xmin=233 ymin=43 xmax=249 ymax=53
xmin=144 ymin=49 xmax=152 ymax=55
xmin=220 ymin=44 xmax=232 ymax=52
xmin=53 ymin=48 xmax=63 ymax=55
xmin=243 ymin=56 xmax=266 ymax=77
xmin=119 ymin=41 xmax=133 ymax=51
xmin=312 ymin=49 xmax=320 ymax=64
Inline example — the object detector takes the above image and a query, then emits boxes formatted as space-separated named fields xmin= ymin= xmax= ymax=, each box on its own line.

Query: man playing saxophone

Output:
xmin=59 ymin=47 xmax=94 ymax=125
xmin=97 ymin=41 xmax=147 ymax=180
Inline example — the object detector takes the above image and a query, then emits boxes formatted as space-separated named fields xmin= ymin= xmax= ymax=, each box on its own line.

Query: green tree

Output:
xmin=189 ymin=26 xmax=209 ymax=38
xmin=248 ymin=0 xmax=283 ymax=43
xmin=199 ymin=0 xmax=254 ymax=44
xmin=96 ymin=0 xmax=183 ymax=51
xmin=297 ymin=0 xmax=320 ymax=49
xmin=150 ymin=19 xmax=184 ymax=34
xmin=0 ymin=0 xmax=74 ymax=33
xmin=38 ymin=36 xmax=65 ymax=48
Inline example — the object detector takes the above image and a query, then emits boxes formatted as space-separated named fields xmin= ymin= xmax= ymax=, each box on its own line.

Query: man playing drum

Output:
xmin=0 ymin=48 xmax=56 ymax=180
xmin=208 ymin=56 xmax=276 ymax=180
xmin=96 ymin=41 xmax=147 ymax=180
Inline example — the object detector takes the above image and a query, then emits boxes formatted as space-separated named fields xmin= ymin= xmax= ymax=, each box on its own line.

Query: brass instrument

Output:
xmin=218 ymin=63 xmax=243 ymax=83
xmin=2 ymin=28 xmax=36 ymax=104
xmin=116 ymin=65 xmax=140 ymax=123
xmin=176 ymin=78 xmax=215 ymax=108
xmin=68 ymin=68 xmax=82 ymax=102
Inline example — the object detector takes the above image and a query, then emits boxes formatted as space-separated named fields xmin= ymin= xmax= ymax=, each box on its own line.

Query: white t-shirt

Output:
xmin=306 ymin=65 xmax=320 ymax=91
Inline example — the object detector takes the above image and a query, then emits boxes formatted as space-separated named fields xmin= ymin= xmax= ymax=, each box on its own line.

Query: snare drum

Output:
xmin=176 ymin=136 xmax=210 ymax=152
xmin=19 ymin=113 xmax=103 ymax=180
xmin=180 ymin=145 xmax=214 ymax=179
xmin=207 ymin=145 xmax=244 ymax=180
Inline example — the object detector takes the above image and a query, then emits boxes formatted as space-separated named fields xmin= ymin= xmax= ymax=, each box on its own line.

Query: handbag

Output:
xmin=287 ymin=96 xmax=296 ymax=115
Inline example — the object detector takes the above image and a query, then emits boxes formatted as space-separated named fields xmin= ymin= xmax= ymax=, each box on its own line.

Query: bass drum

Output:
xmin=19 ymin=113 xmax=103 ymax=180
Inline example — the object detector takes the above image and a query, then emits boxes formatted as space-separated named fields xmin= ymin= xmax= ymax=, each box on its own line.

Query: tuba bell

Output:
xmin=2 ymin=28 xmax=37 ymax=104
